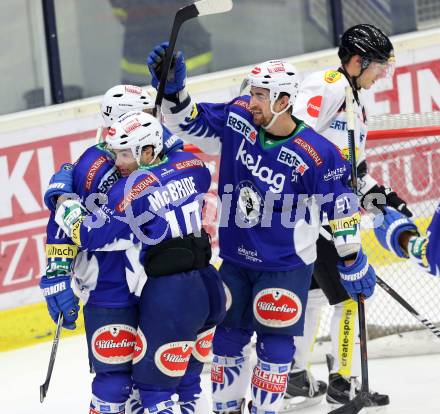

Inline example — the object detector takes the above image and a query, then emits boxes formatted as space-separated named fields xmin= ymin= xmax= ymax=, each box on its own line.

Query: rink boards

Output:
xmin=1 ymin=28 xmax=440 ymax=352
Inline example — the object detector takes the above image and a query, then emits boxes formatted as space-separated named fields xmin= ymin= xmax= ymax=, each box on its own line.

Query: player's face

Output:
xmin=113 ymin=149 xmax=138 ymax=176
xmin=249 ymin=87 xmax=273 ymax=126
xmin=357 ymin=60 xmax=393 ymax=90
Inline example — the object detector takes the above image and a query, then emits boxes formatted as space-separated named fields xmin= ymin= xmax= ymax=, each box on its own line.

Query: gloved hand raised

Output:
xmin=374 ymin=206 xmax=418 ymax=258
xmin=44 ymin=163 xmax=74 ymax=211
xmin=40 ymin=275 xmax=80 ymax=330
xmin=147 ymin=42 xmax=186 ymax=95
xmin=338 ymin=249 xmax=376 ymax=300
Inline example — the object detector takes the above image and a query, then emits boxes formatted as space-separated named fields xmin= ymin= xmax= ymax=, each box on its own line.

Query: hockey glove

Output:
xmin=374 ymin=206 xmax=418 ymax=258
xmin=40 ymin=275 xmax=80 ymax=330
xmin=163 ymin=126 xmax=184 ymax=153
xmin=361 ymin=184 xmax=412 ymax=217
xmin=44 ymin=163 xmax=74 ymax=211
xmin=338 ymin=249 xmax=376 ymax=300
xmin=147 ymin=42 xmax=187 ymax=95
xmin=55 ymin=199 xmax=87 ymax=242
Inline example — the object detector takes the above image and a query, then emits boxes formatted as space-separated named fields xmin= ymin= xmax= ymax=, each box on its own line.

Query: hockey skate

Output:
xmin=280 ymin=369 xmax=327 ymax=412
xmin=326 ymin=354 xmax=390 ymax=411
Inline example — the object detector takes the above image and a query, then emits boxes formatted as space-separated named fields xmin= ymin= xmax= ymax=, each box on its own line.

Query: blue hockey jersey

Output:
xmin=66 ymin=151 xmax=212 ymax=260
xmin=162 ymin=95 xmax=360 ymax=271
xmin=45 ymin=128 xmax=184 ymax=304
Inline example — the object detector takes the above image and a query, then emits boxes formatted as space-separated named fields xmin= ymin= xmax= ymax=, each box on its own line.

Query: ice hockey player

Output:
xmin=47 ymin=111 xmax=226 ymax=414
xmin=288 ymin=24 xmax=411 ymax=409
xmin=374 ymin=205 xmax=439 ymax=276
xmin=147 ymin=43 xmax=378 ymax=413
xmin=40 ymin=87 xmax=195 ymax=414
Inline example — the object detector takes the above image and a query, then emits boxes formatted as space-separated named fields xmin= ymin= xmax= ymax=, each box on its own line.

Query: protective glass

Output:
xmin=370 ymin=56 xmax=396 ymax=79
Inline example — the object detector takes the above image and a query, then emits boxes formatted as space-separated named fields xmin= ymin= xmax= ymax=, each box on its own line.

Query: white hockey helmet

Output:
xmin=106 ymin=111 xmax=163 ymax=165
xmin=100 ymin=85 xmax=155 ymax=128
xmin=241 ymin=60 xmax=300 ymax=129
xmin=244 ymin=60 xmax=300 ymax=109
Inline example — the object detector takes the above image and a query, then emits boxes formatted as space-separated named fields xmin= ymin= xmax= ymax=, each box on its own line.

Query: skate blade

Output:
xmin=327 ymin=402 xmax=389 ymax=413
xmin=280 ymin=395 xmax=324 ymax=412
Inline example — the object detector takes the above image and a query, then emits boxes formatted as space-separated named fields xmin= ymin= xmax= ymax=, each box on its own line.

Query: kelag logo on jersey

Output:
xmin=236 ymin=141 xmax=285 ymax=193
xmin=277 ymin=146 xmax=309 ymax=175
xmin=227 ymin=113 xmax=257 ymax=144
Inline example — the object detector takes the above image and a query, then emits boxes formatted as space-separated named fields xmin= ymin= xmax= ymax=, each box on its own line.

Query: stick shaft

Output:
xmin=40 ymin=313 xmax=63 ymax=403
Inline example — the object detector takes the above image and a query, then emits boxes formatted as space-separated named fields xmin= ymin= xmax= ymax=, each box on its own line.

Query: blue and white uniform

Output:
xmin=160 ymin=93 xmax=361 ymax=413
xmin=58 ymin=150 xmax=226 ymax=413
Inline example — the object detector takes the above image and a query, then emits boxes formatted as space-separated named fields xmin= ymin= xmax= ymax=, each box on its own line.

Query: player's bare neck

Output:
xmin=266 ymin=114 xmax=296 ymax=137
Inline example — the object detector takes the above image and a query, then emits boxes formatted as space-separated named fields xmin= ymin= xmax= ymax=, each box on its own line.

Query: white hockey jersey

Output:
xmin=293 ymin=69 xmax=378 ymax=196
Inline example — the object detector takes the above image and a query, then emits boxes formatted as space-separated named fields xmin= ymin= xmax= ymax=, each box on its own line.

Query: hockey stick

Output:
xmin=154 ymin=0 xmax=233 ymax=118
xmin=329 ymin=86 xmax=375 ymax=414
xmin=376 ymin=276 xmax=440 ymax=339
xmin=40 ymin=313 xmax=63 ymax=403
xmin=321 ymin=221 xmax=440 ymax=340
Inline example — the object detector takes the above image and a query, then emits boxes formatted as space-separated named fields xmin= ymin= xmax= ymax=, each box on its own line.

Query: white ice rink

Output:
xmin=2 ymin=334 xmax=440 ymax=414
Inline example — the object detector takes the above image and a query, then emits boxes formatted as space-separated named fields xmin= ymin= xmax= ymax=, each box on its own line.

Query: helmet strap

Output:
xmin=262 ymin=99 xmax=291 ymax=130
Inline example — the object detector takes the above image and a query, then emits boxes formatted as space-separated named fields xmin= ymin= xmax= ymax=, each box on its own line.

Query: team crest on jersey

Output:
xmin=91 ymin=324 xmax=137 ymax=364
xmin=253 ymin=288 xmax=302 ymax=327
xmin=324 ymin=70 xmax=342 ymax=83
xmin=227 ymin=113 xmax=257 ymax=144
xmin=192 ymin=327 xmax=216 ymax=362
xmin=154 ymin=341 xmax=194 ymax=377
xmin=132 ymin=328 xmax=147 ymax=364
xmin=277 ymin=146 xmax=309 ymax=175
xmin=236 ymin=181 xmax=263 ymax=226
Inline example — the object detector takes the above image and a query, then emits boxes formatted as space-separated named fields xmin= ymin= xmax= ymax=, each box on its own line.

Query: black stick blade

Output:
xmin=40 ymin=383 xmax=47 ymax=403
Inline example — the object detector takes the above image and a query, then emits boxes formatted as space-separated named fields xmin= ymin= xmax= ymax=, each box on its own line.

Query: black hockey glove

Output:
xmin=361 ymin=184 xmax=413 ymax=217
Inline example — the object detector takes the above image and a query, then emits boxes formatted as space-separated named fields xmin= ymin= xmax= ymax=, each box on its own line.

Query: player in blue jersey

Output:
xmin=374 ymin=205 xmax=440 ymax=276
xmin=147 ymin=45 xmax=378 ymax=414
xmin=47 ymin=111 xmax=226 ymax=414
xmin=40 ymin=87 xmax=196 ymax=414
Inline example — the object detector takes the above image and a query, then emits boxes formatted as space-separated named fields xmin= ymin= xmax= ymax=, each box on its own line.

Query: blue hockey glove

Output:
xmin=374 ymin=206 xmax=418 ymax=258
xmin=44 ymin=163 xmax=74 ymax=211
xmin=147 ymin=42 xmax=186 ymax=95
xmin=338 ymin=249 xmax=376 ymax=300
xmin=39 ymin=275 xmax=80 ymax=330
xmin=163 ymin=125 xmax=184 ymax=153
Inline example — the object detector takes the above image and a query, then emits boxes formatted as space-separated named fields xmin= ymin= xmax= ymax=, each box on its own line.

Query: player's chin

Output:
xmin=252 ymin=114 xmax=264 ymax=125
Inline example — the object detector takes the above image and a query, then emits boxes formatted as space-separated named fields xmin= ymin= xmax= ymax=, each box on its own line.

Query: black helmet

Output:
xmin=338 ymin=24 xmax=393 ymax=65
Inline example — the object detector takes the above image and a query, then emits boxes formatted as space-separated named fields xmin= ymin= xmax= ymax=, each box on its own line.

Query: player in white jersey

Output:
xmin=288 ymin=24 xmax=411 ymax=408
